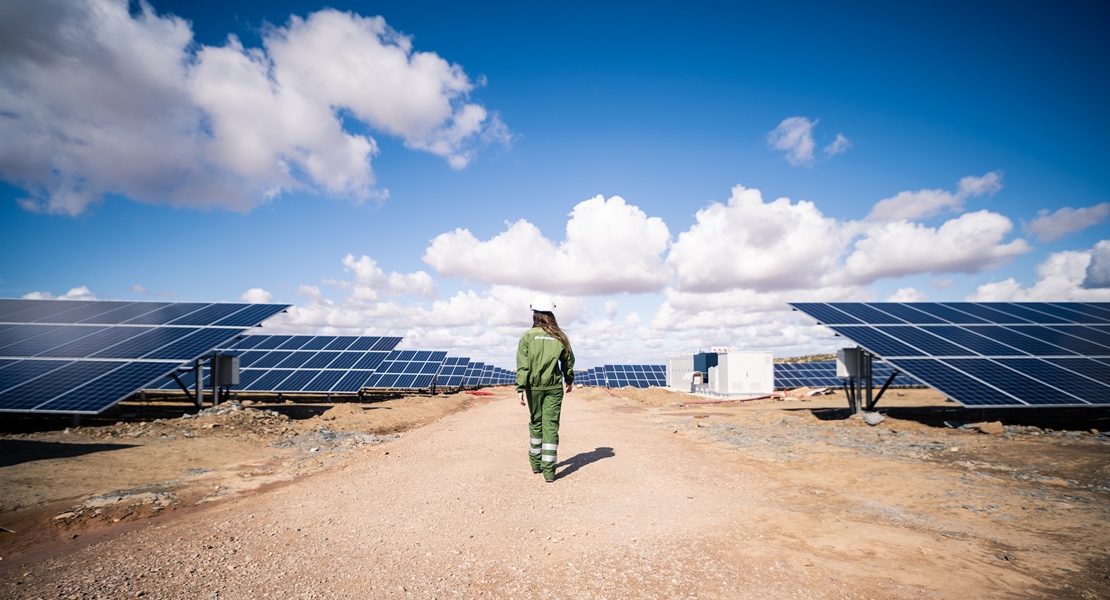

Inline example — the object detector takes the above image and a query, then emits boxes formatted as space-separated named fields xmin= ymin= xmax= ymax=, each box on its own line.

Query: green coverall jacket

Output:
xmin=515 ymin=327 xmax=575 ymax=391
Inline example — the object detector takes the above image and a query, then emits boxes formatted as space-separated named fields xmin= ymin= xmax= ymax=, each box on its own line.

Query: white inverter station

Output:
xmin=706 ymin=350 xmax=774 ymax=397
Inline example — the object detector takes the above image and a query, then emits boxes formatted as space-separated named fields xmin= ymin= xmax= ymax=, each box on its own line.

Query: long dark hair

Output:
xmin=533 ymin=311 xmax=571 ymax=356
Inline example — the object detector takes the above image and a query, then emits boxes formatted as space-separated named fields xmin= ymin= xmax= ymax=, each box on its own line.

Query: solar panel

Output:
xmin=362 ymin=349 xmax=447 ymax=390
xmin=0 ymin=299 xmax=289 ymax=414
xmin=154 ymin=335 xmax=403 ymax=394
xmin=791 ymin=301 xmax=1110 ymax=407
xmin=435 ymin=356 xmax=471 ymax=388
xmin=574 ymin=364 xmax=666 ymax=388
xmin=772 ymin=360 xmax=919 ymax=389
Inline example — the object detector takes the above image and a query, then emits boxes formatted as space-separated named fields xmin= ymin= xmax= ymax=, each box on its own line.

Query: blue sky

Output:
xmin=1 ymin=0 xmax=1108 ymax=366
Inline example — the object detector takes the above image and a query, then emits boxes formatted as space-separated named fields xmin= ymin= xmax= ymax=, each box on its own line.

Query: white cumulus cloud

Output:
xmin=1026 ymin=203 xmax=1110 ymax=242
xmin=22 ymin=286 xmax=97 ymax=300
xmin=766 ymin=117 xmax=817 ymax=166
xmin=868 ymin=172 xmax=1003 ymax=222
xmin=341 ymin=254 xmax=437 ymax=301
xmin=0 ymin=0 xmax=506 ymax=215
xmin=1083 ymin=240 xmax=1110 ymax=289
xmin=840 ymin=210 xmax=1031 ymax=284
xmin=886 ymin=287 xmax=927 ymax=302
xmin=240 ymin=288 xmax=274 ymax=303
xmin=967 ymin=241 xmax=1110 ymax=301
xmin=668 ymin=185 xmax=855 ymax=293
xmin=423 ymin=195 xmax=671 ymax=295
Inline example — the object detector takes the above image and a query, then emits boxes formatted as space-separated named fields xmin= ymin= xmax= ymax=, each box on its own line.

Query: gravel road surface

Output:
xmin=2 ymin=387 xmax=1086 ymax=599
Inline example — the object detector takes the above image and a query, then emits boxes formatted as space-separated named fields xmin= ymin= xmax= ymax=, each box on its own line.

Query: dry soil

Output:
xmin=1 ymin=386 xmax=1108 ymax=599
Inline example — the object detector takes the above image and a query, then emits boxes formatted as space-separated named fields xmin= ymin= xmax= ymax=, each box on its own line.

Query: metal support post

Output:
xmin=194 ymin=359 xmax=203 ymax=408
xmin=862 ymin=351 xmax=873 ymax=414
xmin=211 ymin=355 xmax=220 ymax=406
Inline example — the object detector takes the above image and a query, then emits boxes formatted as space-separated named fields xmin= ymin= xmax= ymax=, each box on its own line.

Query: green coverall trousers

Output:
xmin=526 ymin=387 xmax=563 ymax=480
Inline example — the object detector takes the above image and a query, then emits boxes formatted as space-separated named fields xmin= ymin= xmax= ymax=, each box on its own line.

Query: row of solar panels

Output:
xmin=0 ymin=298 xmax=285 ymax=328
xmin=149 ymin=335 xmax=516 ymax=394
xmin=792 ymin=302 xmax=1110 ymax=408
xmin=0 ymin=300 xmax=292 ymax=414
xmin=773 ymin=361 xmax=922 ymax=389
xmin=574 ymin=364 xmax=668 ymax=389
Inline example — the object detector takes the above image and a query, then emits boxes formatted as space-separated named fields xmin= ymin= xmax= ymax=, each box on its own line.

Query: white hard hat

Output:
xmin=530 ymin=294 xmax=556 ymax=312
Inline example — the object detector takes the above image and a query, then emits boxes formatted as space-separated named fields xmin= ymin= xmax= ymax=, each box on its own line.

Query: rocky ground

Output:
xmin=0 ymin=386 xmax=1108 ymax=599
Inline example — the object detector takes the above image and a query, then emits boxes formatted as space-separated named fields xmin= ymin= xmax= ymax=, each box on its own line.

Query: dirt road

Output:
xmin=1 ymin=387 xmax=1107 ymax=598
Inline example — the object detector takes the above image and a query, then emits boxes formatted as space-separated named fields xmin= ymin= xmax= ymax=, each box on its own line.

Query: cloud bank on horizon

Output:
xmin=238 ymin=174 xmax=1110 ymax=355
xmin=0 ymin=0 xmax=509 ymax=215
xmin=28 ymin=180 xmax=1109 ymax=364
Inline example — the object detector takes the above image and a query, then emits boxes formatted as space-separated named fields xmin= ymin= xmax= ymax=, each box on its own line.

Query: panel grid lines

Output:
xmin=0 ymin=299 xmax=289 ymax=414
xmin=791 ymin=302 xmax=1110 ymax=408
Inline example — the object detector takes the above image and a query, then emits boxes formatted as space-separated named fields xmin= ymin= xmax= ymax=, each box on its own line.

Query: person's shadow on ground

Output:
xmin=556 ymin=447 xmax=615 ymax=479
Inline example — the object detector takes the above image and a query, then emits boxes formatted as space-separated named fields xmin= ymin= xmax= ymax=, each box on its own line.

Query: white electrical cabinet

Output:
xmin=721 ymin=351 xmax=773 ymax=396
xmin=666 ymin=354 xmax=694 ymax=390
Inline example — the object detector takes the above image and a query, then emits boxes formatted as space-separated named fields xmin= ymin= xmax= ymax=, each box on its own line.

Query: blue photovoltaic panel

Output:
xmin=300 ymin=336 xmax=337 ymax=350
xmin=874 ymin=326 xmax=973 ymax=356
xmin=790 ymin=302 xmax=1110 ymax=407
xmin=0 ymin=361 xmax=124 ymax=411
xmin=123 ymin=303 xmax=209 ymax=325
xmin=168 ymin=303 xmax=251 ymax=326
xmin=435 ymin=357 xmax=470 ymax=388
xmin=462 ymin=362 xmax=485 ymax=386
xmin=212 ymin=304 xmax=289 ymax=327
xmin=831 ymin=303 xmax=907 ymax=324
xmin=0 ymin=299 xmax=288 ymax=414
xmin=585 ymin=364 xmax=666 ymax=388
xmin=790 ymin=303 xmax=863 ymax=325
xmin=917 ymin=326 xmax=1020 ymax=356
xmin=363 ymin=349 xmax=448 ymax=390
xmin=1049 ymin=303 xmax=1110 ymax=322
xmin=1018 ymin=303 xmax=1106 ymax=323
xmin=0 ymin=359 xmax=73 ymax=391
xmin=940 ymin=303 xmax=1029 ymax=324
xmin=829 ymin=326 xmax=926 ymax=357
xmin=1049 ymin=326 xmax=1110 ymax=349
xmin=904 ymin=303 xmax=989 ymax=324
xmin=324 ymin=336 xmax=358 ymax=351
xmin=1004 ymin=326 xmax=1110 ymax=355
xmin=156 ymin=334 xmax=403 ymax=394
xmin=889 ymin=358 xmax=1020 ymax=407
xmin=37 ymin=362 xmax=176 ymax=413
xmin=277 ymin=336 xmax=312 ymax=350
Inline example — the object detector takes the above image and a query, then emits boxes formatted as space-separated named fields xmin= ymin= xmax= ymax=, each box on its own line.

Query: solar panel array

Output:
xmin=436 ymin=356 xmax=471 ymax=388
xmin=153 ymin=334 xmax=402 ymax=394
xmin=152 ymin=334 xmax=516 ymax=394
xmin=460 ymin=362 xmax=515 ymax=387
xmin=773 ymin=360 xmax=920 ymax=389
xmin=0 ymin=299 xmax=289 ymax=414
xmin=574 ymin=364 xmax=666 ymax=388
xmin=791 ymin=302 xmax=1110 ymax=408
xmin=363 ymin=349 xmax=447 ymax=390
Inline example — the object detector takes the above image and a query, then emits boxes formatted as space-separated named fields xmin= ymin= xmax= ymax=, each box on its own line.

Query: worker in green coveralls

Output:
xmin=517 ymin=294 xmax=575 ymax=483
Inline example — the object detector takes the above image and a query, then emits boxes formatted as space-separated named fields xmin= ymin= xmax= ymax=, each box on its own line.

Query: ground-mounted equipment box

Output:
xmin=666 ymin=354 xmax=695 ymax=390
xmin=836 ymin=348 xmax=862 ymax=378
xmin=213 ymin=354 xmax=240 ymax=386
xmin=719 ymin=351 xmax=773 ymax=396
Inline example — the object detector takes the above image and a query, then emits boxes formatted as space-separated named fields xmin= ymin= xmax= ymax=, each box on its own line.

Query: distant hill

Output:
xmin=775 ymin=353 xmax=836 ymax=364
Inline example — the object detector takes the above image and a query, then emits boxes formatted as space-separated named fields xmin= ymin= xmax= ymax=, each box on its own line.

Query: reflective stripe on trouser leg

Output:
xmin=541 ymin=442 xmax=558 ymax=466
xmin=537 ymin=387 xmax=564 ymax=477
